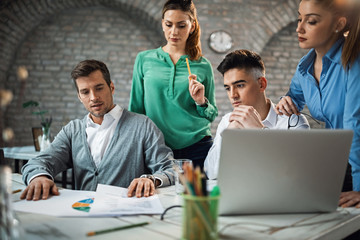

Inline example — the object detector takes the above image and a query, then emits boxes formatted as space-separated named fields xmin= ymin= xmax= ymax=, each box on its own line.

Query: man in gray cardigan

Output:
xmin=21 ymin=59 xmax=174 ymax=200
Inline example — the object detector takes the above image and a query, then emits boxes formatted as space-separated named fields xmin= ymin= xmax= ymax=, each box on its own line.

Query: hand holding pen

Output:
xmin=186 ymin=58 xmax=206 ymax=106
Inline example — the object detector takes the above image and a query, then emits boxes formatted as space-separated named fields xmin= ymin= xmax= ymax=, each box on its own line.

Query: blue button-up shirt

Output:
xmin=287 ymin=38 xmax=360 ymax=191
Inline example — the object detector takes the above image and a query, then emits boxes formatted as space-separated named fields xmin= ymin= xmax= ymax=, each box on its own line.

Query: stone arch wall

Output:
xmin=1 ymin=0 xmax=164 ymax=145
xmin=0 ymin=0 xmax=164 ymax=86
xmin=0 ymin=0 xmax=313 ymax=146
xmin=200 ymin=0 xmax=299 ymax=129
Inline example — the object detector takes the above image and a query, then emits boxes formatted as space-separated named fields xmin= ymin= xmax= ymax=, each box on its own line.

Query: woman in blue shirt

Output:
xmin=275 ymin=0 xmax=360 ymax=207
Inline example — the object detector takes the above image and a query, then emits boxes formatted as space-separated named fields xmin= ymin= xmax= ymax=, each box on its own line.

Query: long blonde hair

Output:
xmin=304 ymin=0 xmax=360 ymax=68
xmin=162 ymin=0 xmax=202 ymax=61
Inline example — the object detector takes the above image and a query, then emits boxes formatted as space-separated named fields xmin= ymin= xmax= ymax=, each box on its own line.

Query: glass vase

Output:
xmin=0 ymin=165 xmax=23 ymax=240
xmin=40 ymin=126 xmax=51 ymax=151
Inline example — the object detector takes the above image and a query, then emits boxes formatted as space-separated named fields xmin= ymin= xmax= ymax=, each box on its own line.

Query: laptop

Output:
xmin=217 ymin=129 xmax=353 ymax=215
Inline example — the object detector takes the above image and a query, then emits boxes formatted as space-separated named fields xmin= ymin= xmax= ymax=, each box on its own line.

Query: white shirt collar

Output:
xmin=86 ymin=104 xmax=123 ymax=127
xmin=85 ymin=104 xmax=123 ymax=168
xmin=262 ymin=99 xmax=277 ymax=128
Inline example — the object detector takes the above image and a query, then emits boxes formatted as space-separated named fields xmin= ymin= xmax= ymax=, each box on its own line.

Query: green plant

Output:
xmin=23 ymin=100 xmax=52 ymax=132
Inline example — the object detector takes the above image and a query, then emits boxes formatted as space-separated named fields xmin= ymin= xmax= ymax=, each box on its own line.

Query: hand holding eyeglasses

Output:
xmin=287 ymin=112 xmax=321 ymax=129
xmin=275 ymin=96 xmax=299 ymax=116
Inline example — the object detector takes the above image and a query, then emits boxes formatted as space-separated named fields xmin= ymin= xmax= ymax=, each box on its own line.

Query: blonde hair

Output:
xmin=162 ymin=0 xmax=202 ymax=61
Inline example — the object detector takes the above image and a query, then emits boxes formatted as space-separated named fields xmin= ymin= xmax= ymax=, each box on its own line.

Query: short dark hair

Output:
xmin=71 ymin=59 xmax=111 ymax=92
xmin=217 ymin=49 xmax=265 ymax=79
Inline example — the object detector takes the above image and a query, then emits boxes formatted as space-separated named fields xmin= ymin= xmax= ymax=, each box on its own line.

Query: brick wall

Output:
xmin=0 ymin=0 xmax=322 ymax=147
xmin=4 ymin=6 xmax=162 ymax=144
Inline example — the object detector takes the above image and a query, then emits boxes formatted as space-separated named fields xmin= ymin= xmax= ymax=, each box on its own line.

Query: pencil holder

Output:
xmin=182 ymin=194 xmax=220 ymax=240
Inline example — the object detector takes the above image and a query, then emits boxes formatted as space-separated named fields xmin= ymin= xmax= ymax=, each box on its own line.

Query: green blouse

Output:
xmin=129 ymin=47 xmax=218 ymax=149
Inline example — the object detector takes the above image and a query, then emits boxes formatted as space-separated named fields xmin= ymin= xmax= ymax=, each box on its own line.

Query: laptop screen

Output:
xmin=217 ymin=129 xmax=353 ymax=215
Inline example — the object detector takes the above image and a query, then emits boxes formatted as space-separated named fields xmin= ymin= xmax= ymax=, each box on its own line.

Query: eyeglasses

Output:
xmin=287 ymin=112 xmax=321 ymax=129
xmin=160 ymin=205 xmax=182 ymax=220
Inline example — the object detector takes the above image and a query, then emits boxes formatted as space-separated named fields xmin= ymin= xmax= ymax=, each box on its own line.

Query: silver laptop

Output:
xmin=217 ymin=129 xmax=353 ymax=215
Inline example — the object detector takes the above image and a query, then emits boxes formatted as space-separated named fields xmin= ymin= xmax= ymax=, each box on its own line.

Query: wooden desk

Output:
xmin=10 ymin=174 xmax=360 ymax=240
xmin=3 ymin=147 xmax=74 ymax=189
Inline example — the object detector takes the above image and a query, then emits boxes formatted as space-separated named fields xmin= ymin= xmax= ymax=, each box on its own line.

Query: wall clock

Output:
xmin=208 ymin=30 xmax=233 ymax=53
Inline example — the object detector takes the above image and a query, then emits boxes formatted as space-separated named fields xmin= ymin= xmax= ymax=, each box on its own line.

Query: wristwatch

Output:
xmin=140 ymin=174 xmax=156 ymax=185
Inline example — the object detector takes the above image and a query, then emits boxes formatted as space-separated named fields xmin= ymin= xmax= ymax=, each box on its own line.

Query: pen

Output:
xmin=12 ymin=189 xmax=22 ymax=194
xmin=194 ymin=166 xmax=202 ymax=196
xmin=185 ymin=58 xmax=191 ymax=75
xmin=86 ymin=221 xmax=150 ymax=237
xmin=201 ymin=175 xmax=207 ymax=196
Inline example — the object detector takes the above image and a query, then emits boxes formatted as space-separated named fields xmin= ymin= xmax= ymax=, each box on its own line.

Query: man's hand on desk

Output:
xmin=339 ymin=191 xmax=360 ymax=208
xmin=127 ymin=178 xmax=157 ymax=198
xmin=20 ymin=176 xmax=59 ymax=201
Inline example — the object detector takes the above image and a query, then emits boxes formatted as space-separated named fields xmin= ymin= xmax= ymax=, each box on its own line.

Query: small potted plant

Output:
xmin=23 ymin=100 xmax=52 ymax=151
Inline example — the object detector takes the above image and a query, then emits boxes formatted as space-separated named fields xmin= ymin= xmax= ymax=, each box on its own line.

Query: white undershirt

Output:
xmin=86 ymin=105 xmax=123 ymax=168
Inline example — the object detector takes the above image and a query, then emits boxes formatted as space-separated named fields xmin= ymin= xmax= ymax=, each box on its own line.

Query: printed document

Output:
xmin=13 ymin=184 xmax=164 ymax=217
xmin=13 ymin=189 xmax=95 ymax=217
xmin=90 ymin=184 xmax=164 ymax=216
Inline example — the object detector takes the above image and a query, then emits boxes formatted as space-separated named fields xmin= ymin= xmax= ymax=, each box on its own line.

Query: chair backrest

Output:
xmin=0 ymin=148 xmax=4 ymax=162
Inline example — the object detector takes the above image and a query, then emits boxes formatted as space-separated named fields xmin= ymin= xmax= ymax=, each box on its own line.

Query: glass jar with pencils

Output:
xmin=182 ymin=193 xmax=220 ymax=240
xmin=178 ymin=162 xmax=221 ymax=240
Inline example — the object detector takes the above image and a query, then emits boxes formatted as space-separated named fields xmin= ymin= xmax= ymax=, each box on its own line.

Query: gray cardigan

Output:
xmin=22 ymin=109 xmax=174 ymax=190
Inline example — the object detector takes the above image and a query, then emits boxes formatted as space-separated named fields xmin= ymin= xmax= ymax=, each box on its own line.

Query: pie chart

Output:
xmin=72 ymin=198 xmax=94 ymax=212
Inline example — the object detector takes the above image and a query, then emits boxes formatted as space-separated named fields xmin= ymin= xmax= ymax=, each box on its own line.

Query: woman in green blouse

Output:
xmin=129 ymin=0 xmax=218 ymax=170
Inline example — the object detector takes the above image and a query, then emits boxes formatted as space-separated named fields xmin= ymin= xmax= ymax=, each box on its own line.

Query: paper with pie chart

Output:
xmin=72 ymin=198 xmax=94 ymax=213
xmin=13 ymin=189 xmax=96 ymax=217
xmin=13 ymin=184 xmax=164 ymax=217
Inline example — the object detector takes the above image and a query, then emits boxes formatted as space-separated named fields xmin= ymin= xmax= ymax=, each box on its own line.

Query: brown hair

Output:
xmin=71 ymin=59 xmax=111 ymax=92
xmin=342 ymin=1 xmax=360 ymax=68
xmin=303 ymin=0 xmax=360 ymax=68
xmin=162 ymin=0 xmax=202 ymax=61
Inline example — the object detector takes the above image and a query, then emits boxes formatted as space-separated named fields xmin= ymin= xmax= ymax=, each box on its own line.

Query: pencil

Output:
xmin=185 ymin=58 xmax=191 ymax=75
xmin=86 ymin=221 xmax=150 ymax=237
xmin=12 ymin=189 xmax=22 ymax=194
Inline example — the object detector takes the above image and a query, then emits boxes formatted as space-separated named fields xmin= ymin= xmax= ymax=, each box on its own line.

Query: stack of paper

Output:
xmin=13 ymin=184 xmax=164 ymax=217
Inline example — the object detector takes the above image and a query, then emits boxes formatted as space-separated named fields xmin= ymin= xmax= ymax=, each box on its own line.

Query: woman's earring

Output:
xmin=335 ymin=29 xmax=339 ymax=33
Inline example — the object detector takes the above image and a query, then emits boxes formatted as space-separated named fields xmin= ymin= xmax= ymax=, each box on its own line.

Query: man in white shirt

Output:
xmin=204 ymin=50 xmax=310 ymax=179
